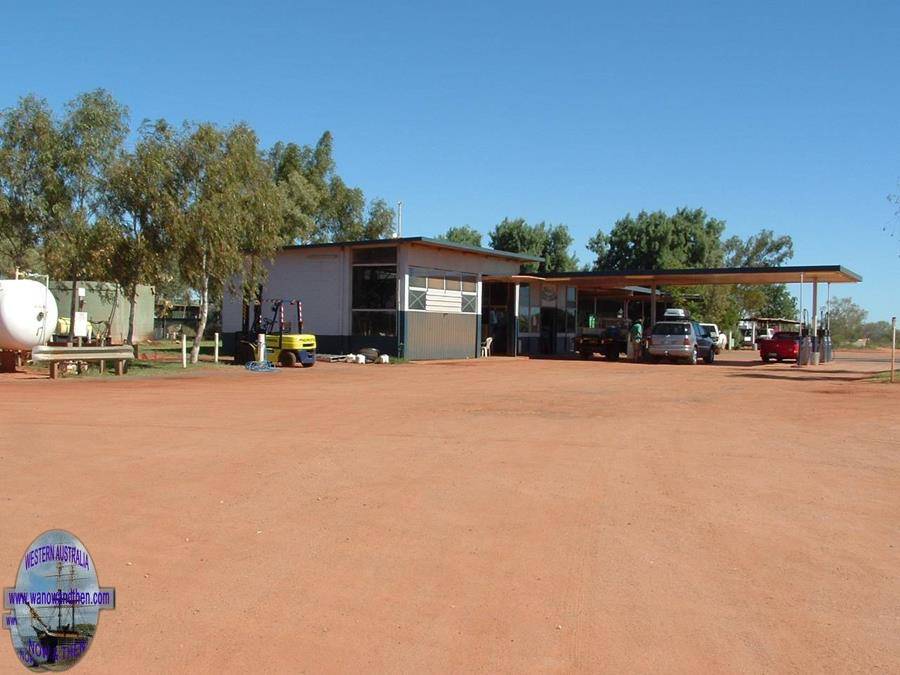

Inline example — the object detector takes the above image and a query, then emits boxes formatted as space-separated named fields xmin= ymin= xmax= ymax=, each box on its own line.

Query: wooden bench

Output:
xmin=31 ymin=345 xmax=136 ymax=379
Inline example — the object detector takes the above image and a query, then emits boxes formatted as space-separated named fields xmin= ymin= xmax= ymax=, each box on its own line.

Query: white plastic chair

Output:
xmin=481 ymin=336 xmax=493 ymax=357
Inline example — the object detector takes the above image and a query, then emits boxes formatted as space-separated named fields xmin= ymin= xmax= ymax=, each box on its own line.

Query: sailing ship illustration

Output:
xmin=21 ymin=561 xmax=93 ymax=666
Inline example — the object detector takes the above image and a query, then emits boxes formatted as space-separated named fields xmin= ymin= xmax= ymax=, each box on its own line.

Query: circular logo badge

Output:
xmin=3 ymin=530 xmax=115 ymax=670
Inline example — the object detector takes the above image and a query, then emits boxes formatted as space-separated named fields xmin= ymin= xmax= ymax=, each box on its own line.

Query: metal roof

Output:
xmin=282 ymin=236 xmax=544 ymax=263
xmin=533 ymin=265 xmax=861 ymax=288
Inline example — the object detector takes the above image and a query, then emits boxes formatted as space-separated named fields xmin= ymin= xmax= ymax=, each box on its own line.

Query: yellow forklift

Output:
xmin=236 ymin=298 xmax=316 ymax=367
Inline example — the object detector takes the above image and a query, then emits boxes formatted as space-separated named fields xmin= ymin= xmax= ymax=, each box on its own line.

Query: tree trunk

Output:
xmin=191 ymin=273 xmax=209 ymax=364
xmin=106 ymin=285 xmax=120 ymax=345
xmin=68 ymin=277 xmax=79 ymax=347
xmin=126 ymin=283 xmax=138 ymax=345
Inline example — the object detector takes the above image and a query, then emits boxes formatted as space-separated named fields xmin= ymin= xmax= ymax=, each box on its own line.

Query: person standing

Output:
xmin=630 ymin=319 xmax=643 ymax=361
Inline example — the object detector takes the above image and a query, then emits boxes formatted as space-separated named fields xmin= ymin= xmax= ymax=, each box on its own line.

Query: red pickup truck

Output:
xmin=758 ymin=331 xmax=800 ymax=362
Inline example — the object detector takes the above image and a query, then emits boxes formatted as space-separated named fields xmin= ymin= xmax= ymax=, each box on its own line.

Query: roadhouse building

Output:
xmin=222 ymin=237 xmax=544 ymax=360
xmin=221 ymin=237 xmax=861 ymax=361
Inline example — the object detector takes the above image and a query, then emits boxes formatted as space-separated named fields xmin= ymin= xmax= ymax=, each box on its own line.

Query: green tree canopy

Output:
xmin=723 ymin=229 xmax=794 ymax=267
xmin=725 ymin=228 xmax=796 ymax=321
xmin=106 ymin=119 xmax=180 ymax=343
xmin=270 ymin=131 xmax=394 ymax=244
xmin=488 ymin=218 xmax=577 ymax=272
xmin=0 ymin=94 xmax=57 ymax=274
xmin=827 ymin=297 xmax=867 ymax=346
xmin=439 ymin=225 xmax=482 ymax=247
xmin=588 ymin=207 xmax=725 ymax=271
xmin=861 ymin=320 xmax=893 ymax=346
xmin=41 ymin=90 xmax=129 ymax=338
xmin=172 ymin=122 xmax=287 ymax=362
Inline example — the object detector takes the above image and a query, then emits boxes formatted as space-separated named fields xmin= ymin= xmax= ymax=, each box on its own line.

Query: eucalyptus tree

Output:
xmin=0 ymin=95 xmax=57 ymax=274
xmin=172 ymin=122 xmax=287 ymax=363
xmin=40 ymin=90 xmax=129 ymax=337
xmin=106 ymin=119 xmax=179 ymax=344
xmin=488 ymin=218 xmax=577 ymax=272
xmin=440 ymin=225 xmax=483 ymax=247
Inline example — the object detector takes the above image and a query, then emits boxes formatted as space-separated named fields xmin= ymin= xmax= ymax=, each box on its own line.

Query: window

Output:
xmin=566 ymin=287 xmax=576 ymax=333
xmin=352 ymin=311 xmax=396 ymax=337
xmin=352 ymin=267 xmax=397 ymax=309
xmin=407 ymin=267 xmax=477 ymax=313
xmin=518 ymin=284 xmax=531 ymax=333
xmin=409 ymin=289 xmax=426 ymax=310
xmin=352 ymin=259 xmax=397 ymax=337
xmin=352 ymin=247 xmax=396 ymax=265
xmin=409 ymin=269 xmax=428 ymax=289
xmin=578 ymin=294 xmax=595 ymax=328
xmin=652 ymin=322 xmax=690 ymax=335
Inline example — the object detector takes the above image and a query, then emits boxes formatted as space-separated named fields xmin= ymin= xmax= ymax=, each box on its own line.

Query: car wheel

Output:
xmin=689 ymin=348 xmax=698 ymax=365
xmin=606 ymin=347 xmax=620 ymax=361
xmin=580 ymin=350 xmax=592 ymax=360
xmin=776 ymin=356 xmax=784 ymax=362
xmin=762 ymin=354 xmax=772 ymax=362
xmin=704 ymin=349 xmax=715 ymax=364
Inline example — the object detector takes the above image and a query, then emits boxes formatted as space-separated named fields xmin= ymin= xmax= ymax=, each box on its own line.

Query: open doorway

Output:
xmin=540 ymin=306 xmax=557 ymax=354
xmin=482 ymin=282 xmax=515 ymax=355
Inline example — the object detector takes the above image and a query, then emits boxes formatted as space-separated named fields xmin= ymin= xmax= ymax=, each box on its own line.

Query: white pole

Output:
xmin=891 ymin=317 xmax=896 ymax=384
xmin=811 ymin=280 xmax=819 ymax=365
xmin=397 ymin=201 xmax=403 ymax=238
xmin=181 ymin=334 xmax=187 ymax=368
xmin=257 ymin=333 xmax=265 ymax=362
xmin=214 ymin=332 xmax=219 ymax=364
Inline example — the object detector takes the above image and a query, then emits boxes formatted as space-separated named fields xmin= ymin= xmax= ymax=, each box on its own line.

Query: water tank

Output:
xmin=0 ymin=279 xmax=59 ymax=350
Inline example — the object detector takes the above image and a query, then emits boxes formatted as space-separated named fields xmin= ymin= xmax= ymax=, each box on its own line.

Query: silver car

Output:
xmin=647 ymin=320 xmax=716 ymax=364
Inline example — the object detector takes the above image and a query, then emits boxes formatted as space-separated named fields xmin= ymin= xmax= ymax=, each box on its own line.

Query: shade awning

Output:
xmin=488 ymin=265 xmax=861 ymax=289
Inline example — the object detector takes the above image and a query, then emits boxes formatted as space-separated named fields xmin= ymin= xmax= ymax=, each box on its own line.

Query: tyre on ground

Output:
xmin=279 ymin=350 xmax=298 ymax=368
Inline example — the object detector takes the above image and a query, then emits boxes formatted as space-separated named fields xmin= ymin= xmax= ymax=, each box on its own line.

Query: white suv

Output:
xmin=700 ymin=323 xmax=726 ymax=352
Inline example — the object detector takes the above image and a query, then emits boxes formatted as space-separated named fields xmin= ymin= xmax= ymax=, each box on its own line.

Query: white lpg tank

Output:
xmin=0 ymin=279 xmax=59 ymax=350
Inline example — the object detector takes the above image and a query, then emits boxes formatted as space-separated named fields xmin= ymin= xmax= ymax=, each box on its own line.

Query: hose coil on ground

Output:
xmin=244 ymin=360 xmax=278 ymax=373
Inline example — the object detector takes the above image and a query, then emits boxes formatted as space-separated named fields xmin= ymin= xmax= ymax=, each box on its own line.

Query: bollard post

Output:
xmin=257 ymin=333 xmax=265 ymax=363
xmin=181 ymin=334 xmax=187 ymax=368
xmin=214 ymin=332 xmax=220 ymax=364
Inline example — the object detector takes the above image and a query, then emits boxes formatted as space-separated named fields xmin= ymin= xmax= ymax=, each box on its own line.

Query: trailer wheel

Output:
xmin=279 ymin=351 xmax=298 ymax=368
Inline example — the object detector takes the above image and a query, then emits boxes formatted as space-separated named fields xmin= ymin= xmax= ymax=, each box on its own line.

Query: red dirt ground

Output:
xmin=0 ymin=350 xmax=898 ymax=672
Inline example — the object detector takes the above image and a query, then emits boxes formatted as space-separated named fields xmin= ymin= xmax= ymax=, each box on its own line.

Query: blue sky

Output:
xmin=2 ymin=1 xmax=898 ymax=319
